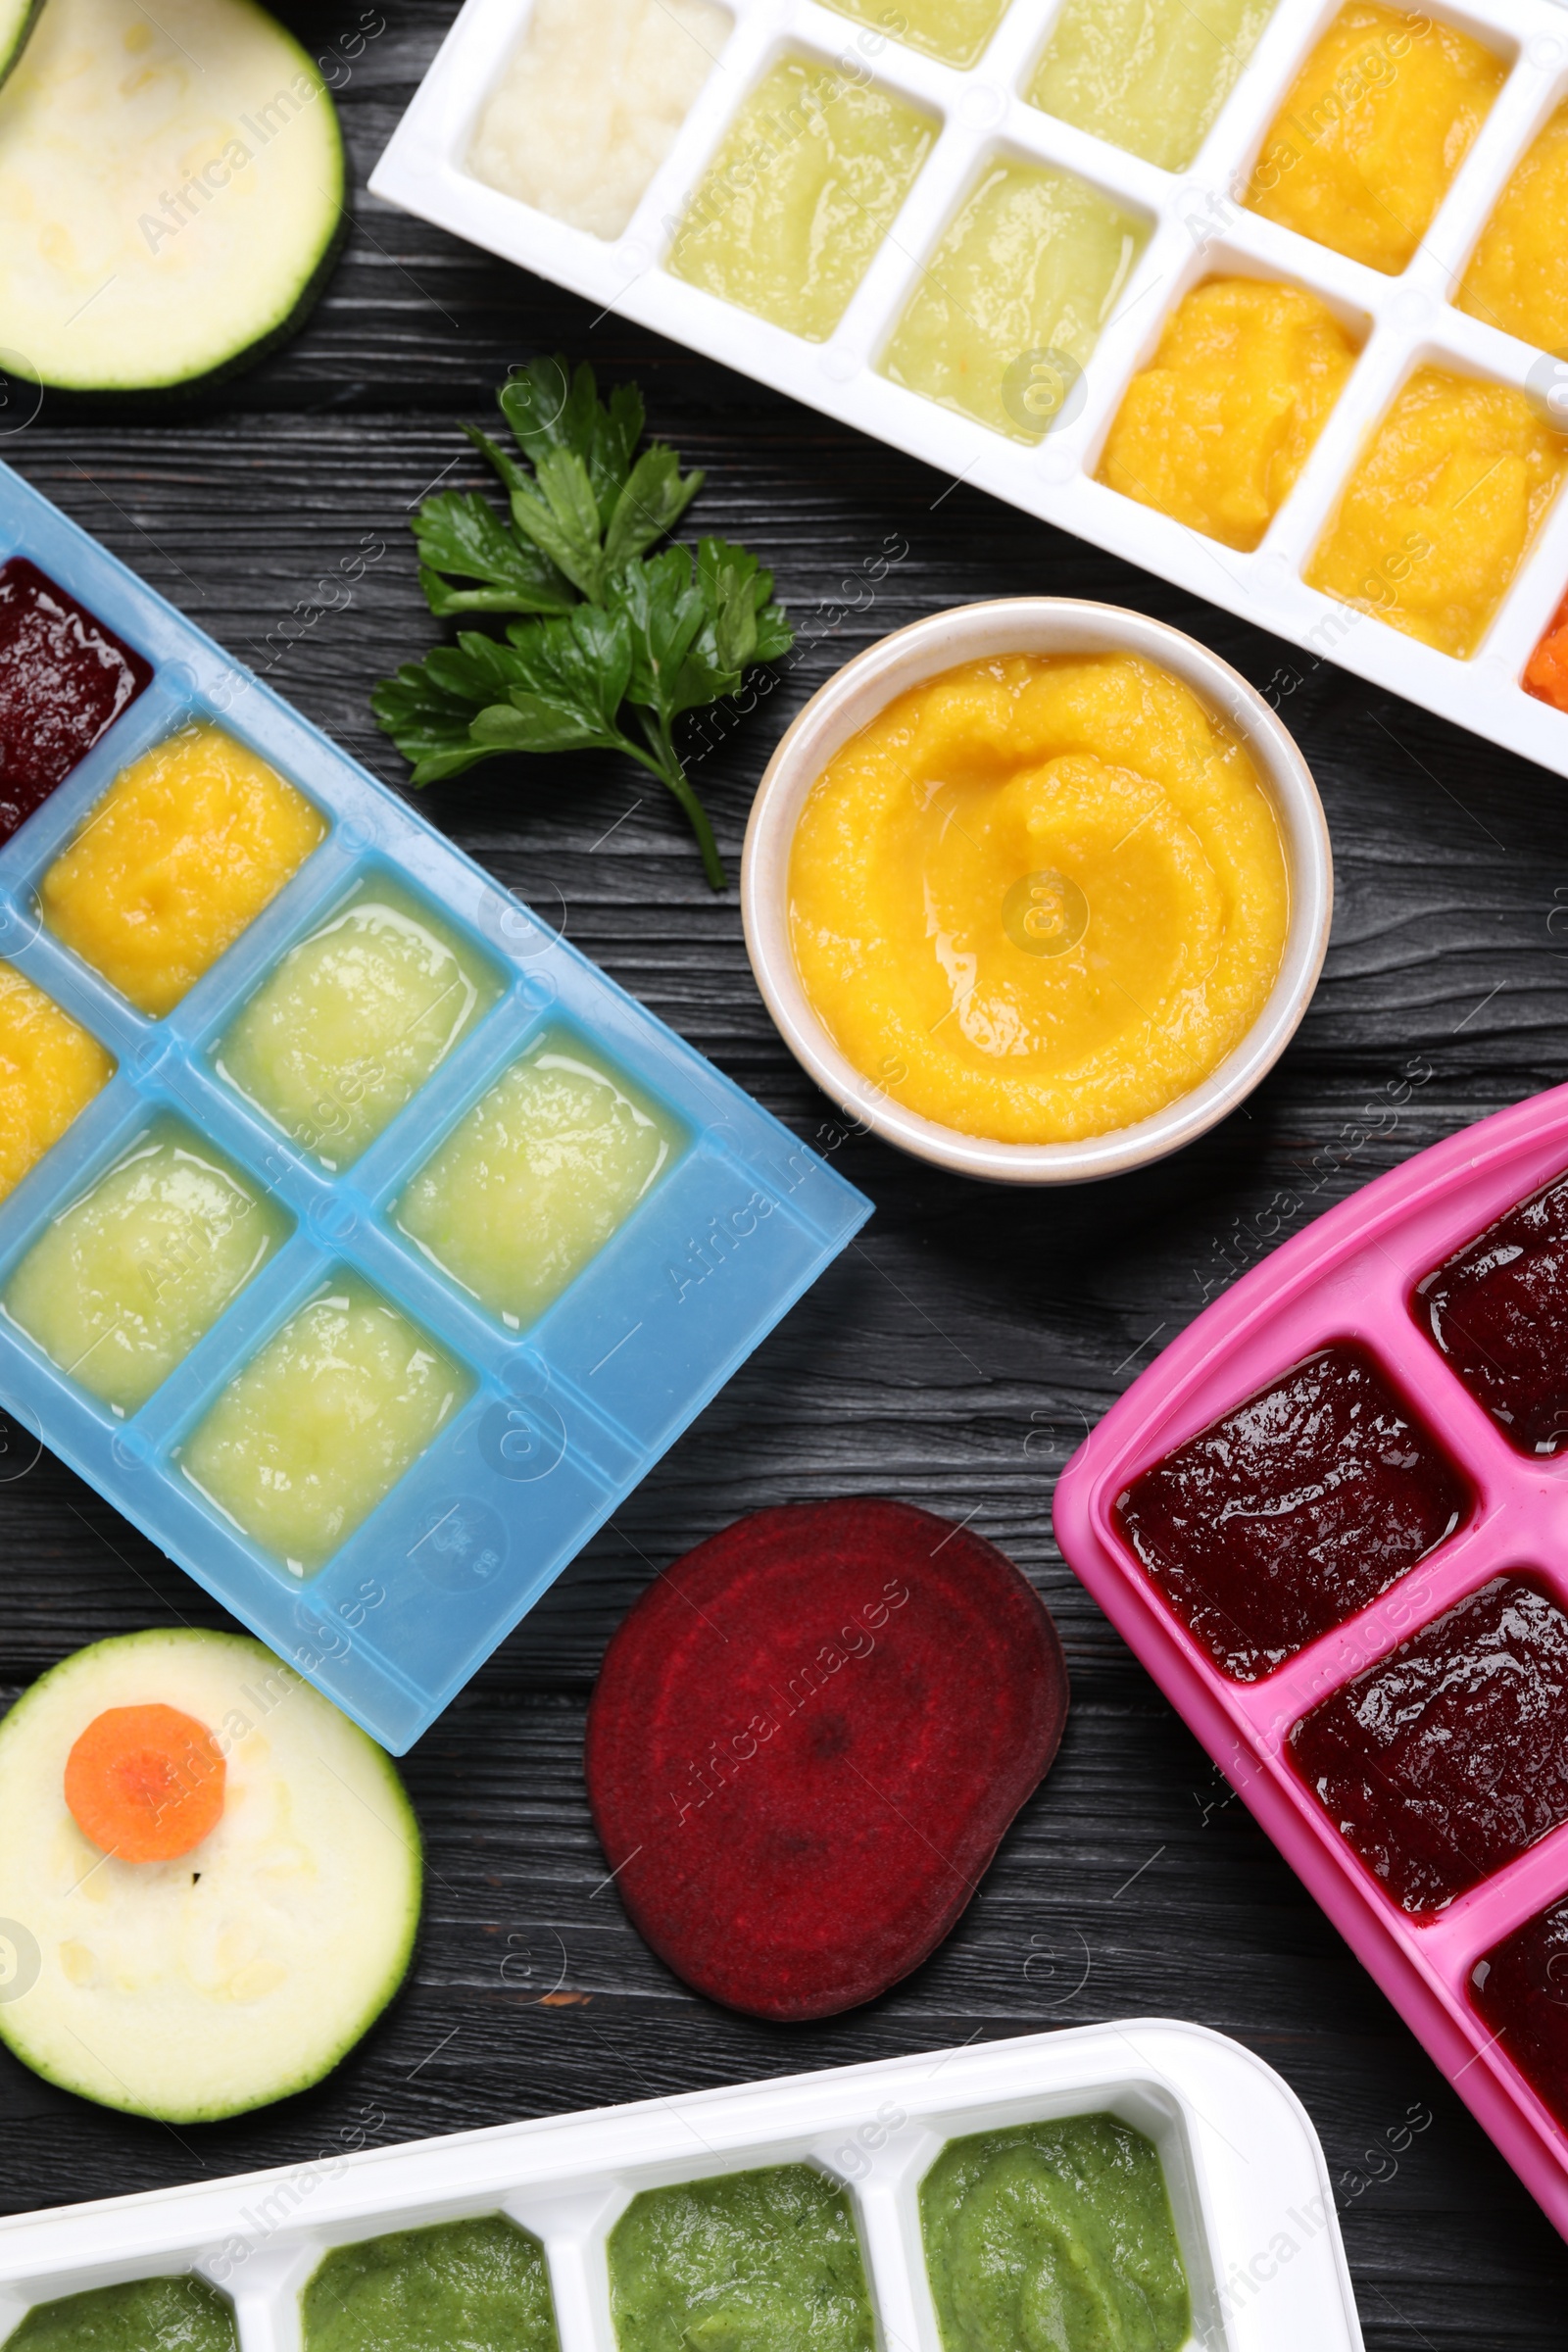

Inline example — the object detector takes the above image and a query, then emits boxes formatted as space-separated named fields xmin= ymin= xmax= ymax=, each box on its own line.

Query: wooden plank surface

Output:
xmin=3 ymin=4 xmax=1568 ymax=2343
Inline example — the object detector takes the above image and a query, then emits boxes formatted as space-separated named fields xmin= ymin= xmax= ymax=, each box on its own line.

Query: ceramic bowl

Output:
xmin=740 ymin=598 xmax=1333 ymax=1184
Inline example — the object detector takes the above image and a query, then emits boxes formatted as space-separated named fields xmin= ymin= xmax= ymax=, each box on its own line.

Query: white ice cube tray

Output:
xmin=372 ymin=0 xmax=1568 ymax=778
xmin=0 ymin=2027 xmax=1361 ymax=2352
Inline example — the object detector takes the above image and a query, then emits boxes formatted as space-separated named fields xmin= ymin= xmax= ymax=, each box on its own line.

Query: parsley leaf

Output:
xmin=470 ymin=606 xmax=636 ymax=758
xmin=611 ymin=549 xmax=709 ymax=717
xmin=374 ymin=357 xmax=791 ymax=889
xmin=604 ymin=445 xmax=703 ymax=575
xmin=412 ymin=490 xmax=574 ymax=617
xmin=371 ymin=661 xmax=496 ymax=786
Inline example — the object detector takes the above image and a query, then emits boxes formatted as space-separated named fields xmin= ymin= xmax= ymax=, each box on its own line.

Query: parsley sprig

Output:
xmin=372 ymin=357 xmax=793 ymax=890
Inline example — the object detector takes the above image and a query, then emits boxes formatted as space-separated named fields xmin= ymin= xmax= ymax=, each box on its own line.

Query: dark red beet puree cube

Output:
xmin=1417 ymin=1170 xmax=1568 ymax=1454
xmin=1471 ymin=1897 xmax=1568 ymax=2132
xmin=1290 ymin=1575 xmax=1568 ymax=1913
xmin=1114 ymin=1343 xmax=1466 ymax=1682
xmin=0 ymin=558 xmax=152 ymax=843
xmin=585 ymin=1499 xmax=1068 ymax=2021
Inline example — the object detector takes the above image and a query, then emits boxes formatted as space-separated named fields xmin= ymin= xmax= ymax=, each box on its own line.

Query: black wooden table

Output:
xmin=2 ymin=6 xmax=1565 ymax=2342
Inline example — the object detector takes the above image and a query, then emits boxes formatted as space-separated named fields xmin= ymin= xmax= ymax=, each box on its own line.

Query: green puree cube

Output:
xmin=303 ymin=2218 xmax=558 ymax=2352
xmin=816 ymin=0 xmax=1009 ymax=69
xmin=395 ymin=1031 xmax=685 ymax=1330
xmin=216 ymin=878 xmax=503 ymax=1170
xmin=4 ymin=1118 xmax=290 ymax=1415
xmin=180 ymin=1272 xmax=472 ymax=1575
xmin=919 ymin=2114 xmax=1191 ymax=2352
xmin=880 ymin=162 xmax=1147 ymax=443
xmin=1027 ymin=0 xmax=1277 ymax=173
xmin=609 ymin=2164 xmax=875 ymax=2352
xmin=2 ymin=2277 xmax=237 ymax=2352
xmin=667 ymin=57 xmax=936 ymax=342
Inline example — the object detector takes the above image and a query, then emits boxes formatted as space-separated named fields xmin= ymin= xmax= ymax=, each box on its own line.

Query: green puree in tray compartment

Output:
xmin=2 ymin=2276 xmax=237 ymax=2352
xmin=609 ymin=2163 xmax=874 ymax=2352
xmin=817 ymin=0 xmax=1009 ymax=69
xmin=1028 ymin=0 xmax=1277 ymax=173
xmin=303 ymin=2217 xmax=558 ymax=2352
xmin=216 ymin=877 xmax=502 ymax=1170
xmin=666 ymin=56 xmax=936 ymax=343
xmin=921 ymin=2115 xmax=1190 ymax=2352
xmin=4 ymin=1118 xmax=290 ymax=1416
xmin=881 ymin=162 xmax=1147 ymax=442
xmin=396 ymin=1030 xmax=684 ymax=1330
xmin=180 ymin=1272 xmax=472 ymax=1575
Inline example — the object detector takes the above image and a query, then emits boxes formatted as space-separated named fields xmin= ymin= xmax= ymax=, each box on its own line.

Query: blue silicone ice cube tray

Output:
xmin=0 ymin=460 xmax=870 ymax=1752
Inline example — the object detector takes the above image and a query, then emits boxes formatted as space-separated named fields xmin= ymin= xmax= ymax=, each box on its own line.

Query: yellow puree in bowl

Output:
xmin=788 ymin=654 xmax=1289 ymax=1146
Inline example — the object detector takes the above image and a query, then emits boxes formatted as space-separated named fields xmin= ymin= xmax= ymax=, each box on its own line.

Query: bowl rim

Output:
xmin=740 ymin=597 xmax=1334 ymax=1185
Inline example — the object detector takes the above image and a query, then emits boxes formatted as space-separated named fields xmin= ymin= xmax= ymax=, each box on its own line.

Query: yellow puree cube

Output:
xmin=0 ymin=963 xmax=114 ymax=1204
xmin=1245 ymin=3 xmax=1504 ymax=275
xmin=1458 ymin=102 xmax=1568 ymax=352
xmin=1100 ymin=277 xmax=1357 ymax=552
xmin=42 ymin=721 xmax=324 ymax=1017
xmin=1307 ymin=368 xmax=1568 ymax=658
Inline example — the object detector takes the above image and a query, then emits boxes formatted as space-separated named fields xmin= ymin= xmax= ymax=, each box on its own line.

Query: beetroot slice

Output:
xmin=585 ymin=1499 xmax=1069 ymax=2022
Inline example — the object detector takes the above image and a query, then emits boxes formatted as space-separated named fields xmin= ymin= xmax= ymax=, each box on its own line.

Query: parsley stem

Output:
xmin=625 ymin=711 xmax=727 ymax=892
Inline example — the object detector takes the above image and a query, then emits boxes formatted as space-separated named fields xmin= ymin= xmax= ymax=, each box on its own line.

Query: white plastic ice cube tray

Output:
xmin=372 ymin=0 xmax=1568 ymax=777
xmin=0 ymin=2027 xmax=1362 ymax=2352
xmin=0 ymin=460 xmax=869 ymax=1755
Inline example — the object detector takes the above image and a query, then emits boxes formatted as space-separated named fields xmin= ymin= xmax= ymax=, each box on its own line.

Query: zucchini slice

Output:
xmin=0 ymin=0 xmax=345 ymax=394
xmin=0 ymin=1629 xmax=421 ymax=2122
xmin=0 ymin=0 xmax=43 ymax=95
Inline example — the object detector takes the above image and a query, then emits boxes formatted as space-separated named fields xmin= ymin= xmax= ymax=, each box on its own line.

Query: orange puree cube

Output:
xmin=1244 ymin=3 xmax=1504 ymax=276
xmin=1306 ymin=368 xmax=1568 ymax=659
xmin=1525 ymin=595 xmax=1568 ymax=715
xmin=42 ymin=722 xmax=324 ymax=1018
xmin=1100 ymin=277 xmax=1357 ymax=553
xmin=0 ymin=963 xmax=115 ymax=1204
xmin=1458 ymin=102 xmax=1568 ymax=351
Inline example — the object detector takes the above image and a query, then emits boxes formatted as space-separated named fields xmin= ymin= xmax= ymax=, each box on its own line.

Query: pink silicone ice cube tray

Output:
xmin=1054 ymin=1080 xmax=1568 ymax=2240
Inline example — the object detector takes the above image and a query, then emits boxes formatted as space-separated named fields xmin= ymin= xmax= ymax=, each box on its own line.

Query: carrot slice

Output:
xmin=64 ymin=1704 xmax=225 ymax=1862
xmin=1525 ymin=594 xmax=1568 ymax=713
